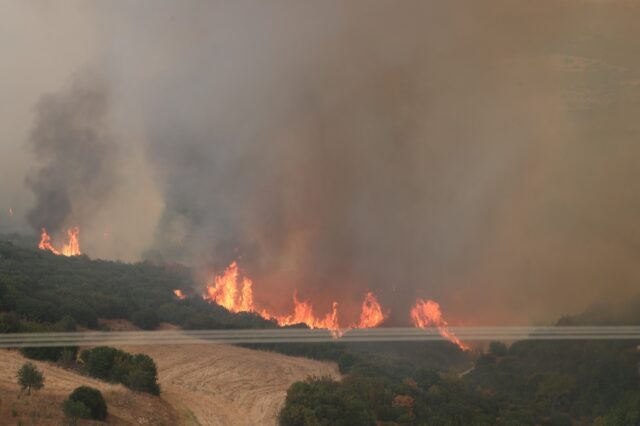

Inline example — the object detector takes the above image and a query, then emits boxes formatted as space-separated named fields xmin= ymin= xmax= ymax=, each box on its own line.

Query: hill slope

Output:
xmin=123 ymin=344 xmax=340 ymax=426
xmin=0 ymin=349 xmax=178 ymax=425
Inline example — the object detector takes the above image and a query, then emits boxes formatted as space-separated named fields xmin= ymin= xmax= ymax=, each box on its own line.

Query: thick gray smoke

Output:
xmin=25 ymin=72 xmax=118 ymax=236
xmin=4 ymin=1 xmax=640 ymax=324
xmin=128 ymin=2 xmax=572 ymax=321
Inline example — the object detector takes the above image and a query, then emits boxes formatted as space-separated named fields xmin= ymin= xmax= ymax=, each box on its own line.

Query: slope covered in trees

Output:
xmin=0 ymin=239 xmax=272 ymax=333
xmin=279 ymin=303 xmax=640 ymax=425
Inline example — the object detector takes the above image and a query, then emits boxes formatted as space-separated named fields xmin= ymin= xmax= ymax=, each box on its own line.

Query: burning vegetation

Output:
xmin=38 ymin=227 xmax=81 ymax=257
xmin=187 ymin=261 xmax=467 ymax=348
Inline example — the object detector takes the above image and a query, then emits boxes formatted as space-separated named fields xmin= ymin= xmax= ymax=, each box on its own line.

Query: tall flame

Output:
xmin=204 ymin=261 xmax=381 ymax=335
xmin=410 ymin=298 xmax=468 ymax=350
xmin=205 ymin=261 xmax=255 ymax=313
xmin=38 ymin=227 xmax=81 ymax=257
xmin=353 ymin=291 xmax=386 ymax=328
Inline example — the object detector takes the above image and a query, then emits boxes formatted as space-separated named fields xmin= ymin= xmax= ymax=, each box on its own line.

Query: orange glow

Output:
xmin=38 ymin=227 xmax=81 ymax=257
xmin=173 ymin=289 xmax=187 ymax=299
xmin=262 ymin=292 xmax=341 ymax=333
xmin=411 ymin=298 xmax=468 ymax=350
xmin=205 ymin=261 xmax=255 ymax=313
xmin=353 ymin=291 xmax=387 ymax=328
xmin=202 ymin=261 xmax=385 ymax=335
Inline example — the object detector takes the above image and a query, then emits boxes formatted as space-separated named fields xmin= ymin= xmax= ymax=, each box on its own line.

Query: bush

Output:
xmin=66 ymin=386 xmax=107 ymax=421
xmin=21 ymin=345 xmax=78 ymax=363
xmin=62 ymin=399 xmax=91 ymax=425
xmin=80 ymin=346 xmax=160 ymax=395
xmin=16 ymin=362 xmax=44 ymax=395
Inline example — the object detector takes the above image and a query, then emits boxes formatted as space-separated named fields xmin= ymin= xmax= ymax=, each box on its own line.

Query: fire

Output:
xmin=203 ymin=261 xmax=381 ymax=335
xmin=410 ymin=298 xmax=468 ymax=350
xmin=262 ymin=292 xmax=341 ymax=332
xmin=173 ymin=289 xmax=187 ymax=299
xmin=353 ymin=291 xmax=387 ymax=328
xmin=201 ymin=261 xmax=467 ymax=346
xmin=38 ymin=227 xmax=81 ymax=257
xmin=205 ymin=261 xmax=255 ymax=313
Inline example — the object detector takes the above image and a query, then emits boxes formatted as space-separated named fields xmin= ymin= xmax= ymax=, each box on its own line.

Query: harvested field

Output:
xmin=124 ymin=344 xmax=340 ymax=426
xmin=0 ymin=349 xmax=178 ymax=425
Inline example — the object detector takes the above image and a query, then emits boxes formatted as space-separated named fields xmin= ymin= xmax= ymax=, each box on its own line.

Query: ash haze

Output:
xmin=1 ymin=1 xmax=640 ymax=325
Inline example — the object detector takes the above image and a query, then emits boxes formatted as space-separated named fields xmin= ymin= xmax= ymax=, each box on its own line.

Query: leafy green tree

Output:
xmin=66 ymin=386 xmax=107 ymax=421
xmin=62 ymin=399 xmax=91 ymax=425
xmin=16 ymin=362 xmax=44 ymax=395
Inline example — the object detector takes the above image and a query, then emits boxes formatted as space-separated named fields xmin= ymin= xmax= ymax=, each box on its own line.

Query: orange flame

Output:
xmin=173 ymin=289 xmax=187 ymax=299
xmin=203 ymin=261 xmax=384 ymax=335
xmin=205 ymin=261 xmax=255 ymax=313
xmin=353 ymin=291 xmax=387 ymax=328
xmin=410 ymin=298 xmax=468 ymax=350
xmin=38 ymin=227 xmax=81 ymax=257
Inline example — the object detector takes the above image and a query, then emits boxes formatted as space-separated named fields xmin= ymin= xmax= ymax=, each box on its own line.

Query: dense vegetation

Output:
xmin=0 ymin=239 xmax=272 ymax=331
xmin=63 ymin=386 xmax=107 ymax=421
xmin=2 ymin=238 xmax=640 ymax=424
xmin=80 ymin=346 xmax=161 ymax=394
xmin=279 ymin=312 xmax=640 ymax=425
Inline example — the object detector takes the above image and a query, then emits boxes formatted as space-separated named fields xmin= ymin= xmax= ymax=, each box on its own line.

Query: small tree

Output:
xmin=62 ymin=399 xmax=91 ymax=425
xmin=17 ymin=362 xmax=44 ymax=395
xmin=67 ymin=386 xmax=107 ymax=421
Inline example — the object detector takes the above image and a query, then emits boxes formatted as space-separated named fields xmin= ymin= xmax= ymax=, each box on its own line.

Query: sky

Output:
xmin=1 ymin=0 xmax=640 ymax=325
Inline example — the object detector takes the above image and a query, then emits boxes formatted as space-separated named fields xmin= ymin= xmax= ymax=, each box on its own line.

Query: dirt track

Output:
xmin=124 ymin=344 xmax=340 ymax=426
xmin=0 ymin=349 xmax=177 ymax=425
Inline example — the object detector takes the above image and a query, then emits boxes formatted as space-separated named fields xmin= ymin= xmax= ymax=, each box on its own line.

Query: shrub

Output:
xmin=80 ymin=346 xmax=160 ymax=394
xmin=16 ymin=362 xmax=44 ymax=395
xmin=66 ymin=386 xmax=107 ymax=421
xmin=62 ymin=399 xmax=91 ymax=425
xmin=21 ymin=345 xmax=78 ymax=363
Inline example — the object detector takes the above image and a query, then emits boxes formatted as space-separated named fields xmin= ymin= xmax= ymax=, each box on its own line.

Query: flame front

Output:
xmin=354 ymin=291 xmax=386 ymax=328
xmin=205 ymin=261 xmax=255 ymax=313
xmin=38 ymin=227 xmax=81 ymax=257
xmin=204 ymin=261 xmax=380 ymax=335
xmin=202 ymin=261 xmax=467 ymax=345
xmin=410 ymin=298 xmax=468 ymax=350
xmin=173 ymin=289 xmax=187 ymax=299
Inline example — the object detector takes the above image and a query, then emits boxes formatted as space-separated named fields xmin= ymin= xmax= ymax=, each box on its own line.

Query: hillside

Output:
xmin=121 ymin=344 xmax=340 ymax=426
xmin=0 ymin=349 xmax=178 ymax=425
xmin=0 ymin=240 xmax=272 ymax=331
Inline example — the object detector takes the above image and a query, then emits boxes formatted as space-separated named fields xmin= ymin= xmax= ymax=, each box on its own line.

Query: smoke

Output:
xmin=119 ymin=2 xmax=574 ymax=320
xmin=25 ymin=71 xmax=118 ymax=236
xmin=4 ymin=0 xmax=640 ymax=324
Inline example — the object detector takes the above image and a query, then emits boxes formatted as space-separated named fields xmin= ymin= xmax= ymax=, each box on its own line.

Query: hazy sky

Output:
xmin=1 ymin=1 xmax=640 ymax=325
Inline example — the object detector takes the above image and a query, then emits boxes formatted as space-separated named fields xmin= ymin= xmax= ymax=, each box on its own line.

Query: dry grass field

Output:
xmin=124 ymin=344 xmax=340 ymax=426
xmin=0 ymin=349 xmax=178 ymax=425
xmin=0 ymin=342 xmax=339 ymax=426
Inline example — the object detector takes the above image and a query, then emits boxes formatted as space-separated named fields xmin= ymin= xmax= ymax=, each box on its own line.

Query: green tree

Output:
xmin=16 ymin=362 xmax=44 ymax=395
xmin=62 ymin=399 xmax=91 ymax=425
xmin=66 ymin=386 xmax=107 ymax=421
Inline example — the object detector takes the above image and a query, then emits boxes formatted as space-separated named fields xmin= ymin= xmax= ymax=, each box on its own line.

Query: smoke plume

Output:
xmin=3 ymin=1 xmax=640 ymax=324
xmin=25 ymin=71 xmax=118 ymax=236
